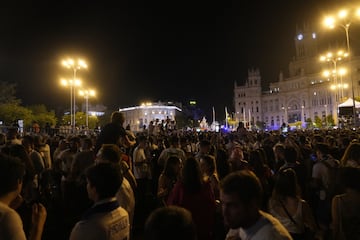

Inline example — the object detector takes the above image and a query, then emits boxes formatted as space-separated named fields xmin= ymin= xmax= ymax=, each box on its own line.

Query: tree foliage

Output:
xmin=314 ymin=116 xmax=322 ymax=128
xmin=28 ymin=104 xmax=57 ymax=128
xmin=0 ymin=81 xmax=21 ymax=104
xmin=0 ymin=103 xmax=32 ymax=126
xmin=60 ymin=111 xmax=99 ymax=129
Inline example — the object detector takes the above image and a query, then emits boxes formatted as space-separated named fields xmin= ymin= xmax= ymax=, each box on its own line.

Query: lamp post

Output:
xmin=79 ymin=89 xmax=95 ymax=129
xmin=324 ymin=7 xmax=360 ymax=126
xmin=320 ymin=51 xmax=348 ymax=126
xmin=60 ymin=78 xmax=82 ymax=129
xmin=301 ymin=104 xmax=305 ymax=128
xmin=62 ymin=58 xmax=87 ymax=131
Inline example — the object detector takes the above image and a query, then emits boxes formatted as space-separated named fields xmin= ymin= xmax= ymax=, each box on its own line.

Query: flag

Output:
xmin=212 ymin=106 xmax=216 ymax=123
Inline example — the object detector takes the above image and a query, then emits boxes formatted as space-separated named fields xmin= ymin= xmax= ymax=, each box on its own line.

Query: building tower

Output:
xmin=234 ymin=68 xmax=262 ymax=128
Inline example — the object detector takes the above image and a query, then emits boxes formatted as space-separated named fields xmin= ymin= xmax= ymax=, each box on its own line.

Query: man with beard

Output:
xmin=220 ymin=170 xmax=292 ymax=240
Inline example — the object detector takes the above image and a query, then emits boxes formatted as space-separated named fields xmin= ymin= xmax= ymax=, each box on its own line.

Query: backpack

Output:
xmin=320 ymin=159 xmax=342 ymax=199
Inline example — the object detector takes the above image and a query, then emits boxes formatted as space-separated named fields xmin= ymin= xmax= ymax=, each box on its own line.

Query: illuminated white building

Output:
xmin=119 ymin=102 xmax=182 ymax=132
xmin=234 ymin=26 xmax=360 ymax=130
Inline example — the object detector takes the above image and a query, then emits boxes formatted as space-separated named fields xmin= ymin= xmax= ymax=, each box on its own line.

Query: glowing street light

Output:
xmin=323 ymin=7 xmax=360 ymax=125
xmin=61 ymin=58 xmax=87 ymax=131
xmin=60 ymin=78 xmax=82 ymax=127
xmin=79 ymin=89 xmax=96 ymax=129
xmin=320 ymin=50 xmax=348 ymax=126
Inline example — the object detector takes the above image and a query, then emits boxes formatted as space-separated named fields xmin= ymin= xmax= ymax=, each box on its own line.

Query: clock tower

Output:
xmin=294 ymin=23 xmax=318 ymax=59
xmin=289 ymin=23 xmax=320 ymax=77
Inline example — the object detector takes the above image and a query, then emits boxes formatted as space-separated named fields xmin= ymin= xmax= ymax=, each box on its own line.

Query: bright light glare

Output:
xmin=339 ymin=68 xmax=347 ymax=75
xmin=60 ymin=79 xmax=68 ymax=86
xmin=338 ymin=9 xmax=348 ymax=19
xmin=356 ymin=8 xmax=360 ymax=17
xmin=61 ymin=58 xmax=87 ymax=69
xmin=74 ymin=79 xmax=81 ymax=86
xmin=330 ymin=85 xmax=336 ymax=90
xmin=78 ymin=59 xmax=88 ymax=68
xmin=344 ymin=83 xmax=349 ymax=88
xmin=337 ymin=50 xmax=344 ymax=56
xmin=324 ymin=16 xmax=335 ymax=28
xmin=323 ymin=70 xmax=330 ymax=77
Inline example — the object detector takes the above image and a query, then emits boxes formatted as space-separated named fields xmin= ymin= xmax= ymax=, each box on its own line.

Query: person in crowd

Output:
xmin=94 ymin=111 xmax=135 ymax=154
xmin=69 ymin=162 xmax=130 ymax=240
xmin=22 ymin=135 xmax=45 ymax=176
xmin=157 ymin=156 xmax=182 ymax=206
xmin=52 ymin=138 xmax=68 ymax=171
xmin=273 ymin=144 xmax=286 ymax=173
xmin=61 ymin=137 xmax=93 ymax=239
xmin=0 ymin=132 xmax=7 ymax=148
xmin=132 ymin=135 xmax=153 ymax=232
xmin=167 ymin=157 xmax=216 ymax=240
xmin=228 ymin=144 xmax=250 ymax=172
xmin=133 ymin=135 xmax=151 ymax=194
xmin=269 ymin=168 xmax=318 ymax=240
xmin=5 ymin=144 xmax=36 ymax=201
xmin=248 ymin=148 xmax=274 ymax=210
xmin=180 ymin=136 xmax=193 ymax=158
xmin=195 ymin=139 xmax=212 ymax=161
xmin=215 ymin=145 xmax=230 ymax=180
xmin=200 ymin=154 xmax=220 ymax=200
xmin=220 ymin=170 xmax=292 ymax=240
xmin=340 ymin=141 xmax=360 ymax=168
xmin=6 ymin=127 xmax=22 ymax=145
xmin=69 ymin=137 xmax=96 ymax=182
xmin=34 ymin=135 xmax=52 ymax=169
xmin=144 ymin=205 xmax=197 ymax=240
xmin=311 ymin=142 xmax=340 ymax=237
xmin=57 ymin=136 xmax=81 ymax=177
xmin=0 ymin=153 xmax=47 ymax=240
xmin=95 ymin=143 xmax=136 ymax=229
xmin=331 ymin=167 xmax=360 ymax=239
xmin=157 ymin=135 xmax=186 ymax=171
xmin=278 ymin=145 xmax=307 ymax=198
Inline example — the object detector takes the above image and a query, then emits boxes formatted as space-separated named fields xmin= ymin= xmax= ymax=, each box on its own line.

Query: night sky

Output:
xmin=0 ymin=0 xmax=349 ymax=120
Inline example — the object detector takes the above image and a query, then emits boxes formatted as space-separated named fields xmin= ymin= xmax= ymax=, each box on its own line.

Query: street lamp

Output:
xmin=79 ymin=89 xmax=96 ymax=130
xmin=62 ymin=58 xmax=87 ymax=131
xmin=60 ymin=78 xmax=82 ymax=128
xmin=320 ymin=51 xmax=348 ymax=126
xmin=323 ymin=7 xmax=360 ymax=126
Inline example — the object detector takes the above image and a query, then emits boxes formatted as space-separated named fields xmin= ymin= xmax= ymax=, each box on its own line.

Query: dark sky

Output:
xmin=0 ymin=0 xmax=347 ymax=119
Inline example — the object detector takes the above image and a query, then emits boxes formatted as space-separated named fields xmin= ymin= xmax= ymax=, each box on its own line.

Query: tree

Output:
xmin=305 ymin=118 xmax=312 ymax=129
xmin=326 ymin=115 xmax=334 ymax=126
xmin=28 ymin=104 xmax=57 ymax=128
xmin=0 ymin=81 xmax=21 ymax=104
xmin=314 ymin=116 xmax=322 ymax=128
xmin=0 ymin=103 xmax=32 ymax=126
xmin=60 ymin=111 xmax=99 ymax=129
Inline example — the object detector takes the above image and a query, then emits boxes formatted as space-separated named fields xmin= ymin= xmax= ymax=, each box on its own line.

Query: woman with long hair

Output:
xmin=200 ymin=154 xmax=220 ymax=200
xmin=167 ymin=157 xmax=216 ymax=240
xmin=340 ymin=142 xmax=360 ymax=168
xmin=157 ymin=156 xmax=182 ymax=206
xmin=331 ymin=167 xmax=360 ymax=239
xmin=269 ymin=168 xmax=318 ymax=240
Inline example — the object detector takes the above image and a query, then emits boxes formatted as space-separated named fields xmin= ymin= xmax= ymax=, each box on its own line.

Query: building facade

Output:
xmin=119 ymin=102 xmax=182 ymax=132
xmin=234 ymin=26 xmax=360 ymax=130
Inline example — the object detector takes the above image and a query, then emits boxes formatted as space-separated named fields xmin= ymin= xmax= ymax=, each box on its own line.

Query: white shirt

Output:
xmin=225 ymin=211 xmax=293 ymax=240
xmin=70 ymin=198 xmax=130 ymax=240
xmin=132 ymin=146 xmax=149 ymax=179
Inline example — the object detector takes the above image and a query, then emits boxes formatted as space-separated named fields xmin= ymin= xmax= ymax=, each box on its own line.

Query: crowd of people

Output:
xmin=0 ymin=112 xmax=359 ymax=240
